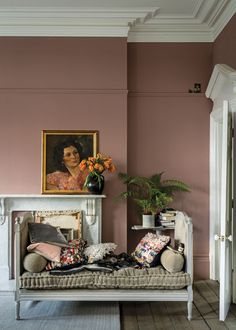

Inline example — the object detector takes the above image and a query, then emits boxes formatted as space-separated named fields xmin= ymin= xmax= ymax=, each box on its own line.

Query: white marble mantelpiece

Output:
xmin=0 ymin=194 xmax=105 ymax=290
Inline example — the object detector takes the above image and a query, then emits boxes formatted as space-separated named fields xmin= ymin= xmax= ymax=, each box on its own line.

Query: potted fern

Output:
xmin=117 ymin=172 xmax=190 ymax=227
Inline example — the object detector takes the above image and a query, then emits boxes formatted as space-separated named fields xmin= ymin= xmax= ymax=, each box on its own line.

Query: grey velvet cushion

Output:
xmin=28 ymin=223 xmax=69 ymax=247
xmin=160 ymin=247 xmax=185 ymax=273
xmin=23 ymin=253 xmax=48 ymax=273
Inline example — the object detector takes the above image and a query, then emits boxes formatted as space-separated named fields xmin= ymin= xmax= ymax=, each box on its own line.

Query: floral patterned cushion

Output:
xmin=46 ymin=238 xmax=87 ymax=270
xmin=132 ymin=232 xmax=170 ymax=267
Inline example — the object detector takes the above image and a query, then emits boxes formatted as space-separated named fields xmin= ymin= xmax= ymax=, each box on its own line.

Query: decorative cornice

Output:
xmin=0 ymin=1 xmax=235 ymax=41
xmin=210 ymin=0 xmax=236 ymax=40
xmin=128 ymin=0 xmax=214 ymax=43
xmin=0 ymin=5 xmax=159 ymax=37
xmin=128 ymin=29 xmax=214 ymax=43
xmin=128 ymin=0 xmax=236 ymax=42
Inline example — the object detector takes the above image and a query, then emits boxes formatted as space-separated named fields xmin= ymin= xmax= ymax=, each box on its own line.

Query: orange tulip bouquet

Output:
xmin=79 ymin=153 xmax=116 ymax=192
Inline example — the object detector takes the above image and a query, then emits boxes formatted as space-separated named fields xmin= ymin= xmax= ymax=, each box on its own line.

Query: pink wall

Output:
xmin=0 ymin=37 xmax=127 ymax=252
xmin=213 ymin=14 xmax=236 ymax=69
xmin=0 ymin=37 xmax=219 ymax=280
xmin=128 ymin=43 xmax=213 ymax=93
xmin=0 ymin=37 xmax=126 ymax=89
xmin=128 ymin=43 xmax=213 ymax=279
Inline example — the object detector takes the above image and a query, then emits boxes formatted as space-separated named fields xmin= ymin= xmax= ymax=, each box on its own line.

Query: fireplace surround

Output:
xmin=0 ymin=194 xmax=105 ymax=290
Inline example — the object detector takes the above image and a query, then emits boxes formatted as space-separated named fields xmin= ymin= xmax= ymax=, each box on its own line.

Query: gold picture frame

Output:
xmin=42 ymin=130 xmax=98 ymax=194
xmin=35 ymin=210 xmax=83 ymax=240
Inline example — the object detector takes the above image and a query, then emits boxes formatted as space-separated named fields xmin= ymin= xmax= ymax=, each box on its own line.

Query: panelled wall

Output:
xmin=127 ymin=43 xmax=213 ymax=279
xmin=213 ymin=14 xmax=236 ymax=68
xmin=1 ymin=16 xmax=235 ymax=279
xmin=0 ymin=37 xmax=128 ymax=252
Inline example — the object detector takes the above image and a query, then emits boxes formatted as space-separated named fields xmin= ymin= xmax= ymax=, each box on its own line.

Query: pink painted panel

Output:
xmin=213 ymin=13 xmax=236 ymax=69
xmin=128 ymin=43 xmax=213 ymax=93
xmin=0 ymin=37 xmax=127 ymax=252
xmin=127 ymin=95 xmax=211 ymax=253
xmin=0 ymin=37 xmax=127 ymax=89
xmin=127 ymin=42 xmax=213 ymax=279
xmin=0 ymin=92 xmax=127 ymax=252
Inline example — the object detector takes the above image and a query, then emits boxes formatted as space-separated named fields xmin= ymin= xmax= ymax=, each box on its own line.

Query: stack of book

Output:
xmin=159 ymin=210 xmax=176 ymax=228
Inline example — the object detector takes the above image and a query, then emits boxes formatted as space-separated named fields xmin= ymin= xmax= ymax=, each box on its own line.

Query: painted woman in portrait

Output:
xmin=46 ymin=139 xmax=89 ymax=191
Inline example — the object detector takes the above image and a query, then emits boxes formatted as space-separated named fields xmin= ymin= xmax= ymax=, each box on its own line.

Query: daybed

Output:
xmin=14 ymin=211 xmax=193 ymax=320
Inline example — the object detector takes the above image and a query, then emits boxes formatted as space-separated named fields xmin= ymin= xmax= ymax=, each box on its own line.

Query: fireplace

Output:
xmin=0 ymin=194 xmax=105 ymax=290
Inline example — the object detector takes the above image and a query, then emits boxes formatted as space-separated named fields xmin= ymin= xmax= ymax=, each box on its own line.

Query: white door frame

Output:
xmin=206 ymin=64 xmax=236 ymax=280
xmin=209 ymin=107 xmax=223 ymax=280
xmin=219 ymin=101 xmax=232 ymax=320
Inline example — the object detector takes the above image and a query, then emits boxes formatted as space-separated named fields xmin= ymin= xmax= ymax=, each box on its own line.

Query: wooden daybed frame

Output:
xmin=14 ymin=212 xmax=193 ymax=320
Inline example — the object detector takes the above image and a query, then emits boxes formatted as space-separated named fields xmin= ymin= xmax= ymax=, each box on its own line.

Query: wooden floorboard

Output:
xmin=135 ymin=302 xmax=157 ymax=330
xmin=120 ymin=302 xmax=139 ymax=330
xmin=150 ymin=302 xmax=174 ymax=329
xmin=121 ymin=280 xmax=236 ymax=330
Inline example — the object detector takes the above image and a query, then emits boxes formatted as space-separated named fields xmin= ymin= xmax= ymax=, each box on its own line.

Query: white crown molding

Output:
xmin=128 ymin=30 xmax=214 ymax=43
xmin=204 ymin=0 xmax=229 ymax=26
xmin=193 ymin=0 xmax=214 ymax=21
xmin=128 ymin=0 xmax=236 ymax=42
xmin=0 ymin=6 xmax=159 ymax=37
xmin=0 ymin=1 xmax=235 ymax=41
xmin=128 ymin=21 xmax=214 ymax=42
xmin=0 ymin=25 xmax=130 ymax=38
xmin=210 ymin=0 xmax=236 ymax=40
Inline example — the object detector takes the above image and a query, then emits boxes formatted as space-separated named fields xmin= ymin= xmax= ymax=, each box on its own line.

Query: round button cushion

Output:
xmin=23 ymin=253 xmax=47 ymax=273
xmin=160 ymin=249 xmax=184 ymax=273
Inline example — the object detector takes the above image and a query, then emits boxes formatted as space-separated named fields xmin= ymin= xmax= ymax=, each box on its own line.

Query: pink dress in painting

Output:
xmin=46 ymin=170 xmax=88 ymax=191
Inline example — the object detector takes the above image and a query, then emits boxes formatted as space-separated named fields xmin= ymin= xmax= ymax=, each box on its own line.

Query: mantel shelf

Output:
xmin=0 ymin=194 xmax=106 ymax=199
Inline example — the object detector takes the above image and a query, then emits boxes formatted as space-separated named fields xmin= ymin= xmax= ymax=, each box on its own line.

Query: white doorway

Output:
xmin=206 ymin=64 xmax=236 ymax=320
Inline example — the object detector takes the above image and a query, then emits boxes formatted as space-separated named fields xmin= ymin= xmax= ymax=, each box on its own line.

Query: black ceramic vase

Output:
xmin=86 ymin=174 xmax=105 ymax=194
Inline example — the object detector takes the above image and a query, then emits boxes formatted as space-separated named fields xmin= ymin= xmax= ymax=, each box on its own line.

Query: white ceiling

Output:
xmin=0 ymin=0 xmax=235 ymax=41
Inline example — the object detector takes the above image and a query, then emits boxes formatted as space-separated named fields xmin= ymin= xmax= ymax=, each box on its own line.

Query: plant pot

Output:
xmin=142 ymin=214 xmax=155 ymax=227
xmin=86 ymin=174 xmax=104 ymax=194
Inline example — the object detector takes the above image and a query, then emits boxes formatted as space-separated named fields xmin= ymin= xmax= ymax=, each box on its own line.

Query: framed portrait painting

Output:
xmin=42 ymin=130 xmax=98 ymax=194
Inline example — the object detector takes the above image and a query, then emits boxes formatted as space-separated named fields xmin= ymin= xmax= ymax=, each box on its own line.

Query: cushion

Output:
xmin=23 ymin=253 xmax=48 ymax=273
xmin=20 ymin=266 xmax=191 ymax=290
xmin=160 ymin=246 xmax=185 ymax=273
xmin=132 ymin=232 xmax=170 ymax=267
xmin=28 ymin=223 xmax=69 ymax=247
xmin=46 ymin=238 xmax=87 ymax=270
xmin=27 ymin=242 xmax=61 ymax=262
xmin=84 ymin=243 xmax=117 ymax=263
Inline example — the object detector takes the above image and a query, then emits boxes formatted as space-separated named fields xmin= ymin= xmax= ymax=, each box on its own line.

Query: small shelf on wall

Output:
xmin=132 ymin=225 xmax=174 ymax=235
